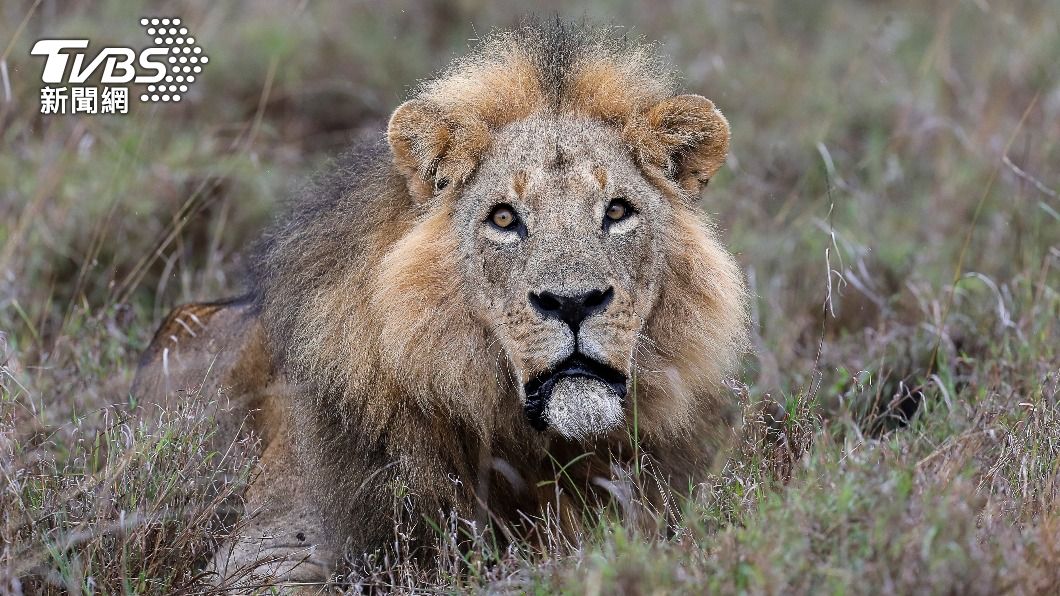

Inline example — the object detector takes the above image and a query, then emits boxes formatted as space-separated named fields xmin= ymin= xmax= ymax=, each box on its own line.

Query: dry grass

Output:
xmin=1 ymin=0 xmax=1058 ymax=593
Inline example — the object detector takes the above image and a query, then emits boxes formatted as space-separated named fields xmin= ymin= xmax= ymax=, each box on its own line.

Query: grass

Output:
xmin=2 ymin=0 xmax=1059 ymax=593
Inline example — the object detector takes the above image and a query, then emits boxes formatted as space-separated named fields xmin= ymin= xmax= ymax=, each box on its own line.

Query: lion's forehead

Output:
xmin=488 ymin=117 xmax=628 ymax=173
xmin=476 ymin=115 xmax=651 ymax=211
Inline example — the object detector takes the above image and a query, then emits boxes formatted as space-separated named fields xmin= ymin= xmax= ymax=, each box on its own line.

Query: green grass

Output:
xmin=2 ymin=0 xmax=1059 ymax=593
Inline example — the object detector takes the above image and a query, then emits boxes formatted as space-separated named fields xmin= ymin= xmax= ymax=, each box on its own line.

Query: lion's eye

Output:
xmin=489 ymin=204 xmax=518 ymax=230
xmin=605 ymin=198 xmax=633 ymax=223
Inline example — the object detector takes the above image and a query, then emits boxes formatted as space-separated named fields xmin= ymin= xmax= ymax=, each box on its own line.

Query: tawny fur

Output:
xmin=134 ymin=21 xmax=748 ymax=587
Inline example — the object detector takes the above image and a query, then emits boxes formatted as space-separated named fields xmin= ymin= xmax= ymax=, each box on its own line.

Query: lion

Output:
xmin=132 ymin=21 xmax=749 ymax=588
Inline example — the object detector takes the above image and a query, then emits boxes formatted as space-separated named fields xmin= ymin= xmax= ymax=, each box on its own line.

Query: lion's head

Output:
xmin=255 ymin=22 xmax=747 ymax=449
xmin=377 ymin=23 xmax=746 ymax=442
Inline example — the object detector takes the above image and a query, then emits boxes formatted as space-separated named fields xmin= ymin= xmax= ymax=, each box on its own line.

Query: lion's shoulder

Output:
xmin=132 ymin=297 xmax=272 ymax=412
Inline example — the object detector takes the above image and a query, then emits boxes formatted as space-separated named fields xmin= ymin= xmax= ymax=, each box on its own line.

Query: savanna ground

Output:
xmin=1 ymin=0 xmax=1058 ymax=593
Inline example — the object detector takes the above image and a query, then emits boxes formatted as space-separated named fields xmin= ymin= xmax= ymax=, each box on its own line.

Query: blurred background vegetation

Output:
xmin=1 ymin=0 xmax=1058 ymax=593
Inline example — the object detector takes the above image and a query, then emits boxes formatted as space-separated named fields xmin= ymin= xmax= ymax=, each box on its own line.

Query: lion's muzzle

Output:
xmin=523 ymin=355 xmax=626 ymax=440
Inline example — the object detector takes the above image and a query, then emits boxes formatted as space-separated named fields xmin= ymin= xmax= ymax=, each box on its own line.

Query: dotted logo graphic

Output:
xmin=138 ymin=17 xmax=208 ymax=103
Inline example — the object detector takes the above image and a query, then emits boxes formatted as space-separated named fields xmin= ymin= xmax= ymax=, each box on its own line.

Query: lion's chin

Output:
xmin=523 ymin=355 xmax=627 ymax=440
xmin=544 ymin=376 xmax=624 ymax=441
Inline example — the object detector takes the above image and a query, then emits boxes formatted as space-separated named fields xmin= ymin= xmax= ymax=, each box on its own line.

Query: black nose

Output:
xmin=529 ymin=287 xmax=614 ymax=330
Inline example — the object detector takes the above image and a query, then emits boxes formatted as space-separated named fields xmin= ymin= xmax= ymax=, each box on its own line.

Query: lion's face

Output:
xmin=385 ymin=82 xmax=739 ymax=442
xmin=452 ymin=116 xmax=668 ymax=440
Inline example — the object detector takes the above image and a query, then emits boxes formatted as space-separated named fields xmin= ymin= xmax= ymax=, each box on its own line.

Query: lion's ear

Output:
xmin=624 ymin=94 xmax=730 ymax=196
xmin=387 ymin=99 xmax=490 ymax=201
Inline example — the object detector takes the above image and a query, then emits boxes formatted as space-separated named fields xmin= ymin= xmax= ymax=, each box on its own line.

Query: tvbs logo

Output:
xmin=31 ymin=17 xmax=208 ymax=115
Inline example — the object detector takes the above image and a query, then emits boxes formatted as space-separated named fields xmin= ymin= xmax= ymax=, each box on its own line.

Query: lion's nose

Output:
xmin=528 ymin=287 xmax=614 ymax=331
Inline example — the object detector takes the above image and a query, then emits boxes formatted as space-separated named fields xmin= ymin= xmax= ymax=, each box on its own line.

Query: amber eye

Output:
xmin=489 ymin=204 xmax=518 ymax=230
xmin=605 ymin=198 xmax=633 ymax=223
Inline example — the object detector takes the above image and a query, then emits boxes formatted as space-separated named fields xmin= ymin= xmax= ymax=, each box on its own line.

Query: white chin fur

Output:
xmin=544 ymin=376 xmax=623 ymax=441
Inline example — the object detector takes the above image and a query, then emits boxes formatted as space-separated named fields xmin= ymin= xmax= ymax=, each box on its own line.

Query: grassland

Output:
xmin=1 ymin=0 xmax=1058 ymax=593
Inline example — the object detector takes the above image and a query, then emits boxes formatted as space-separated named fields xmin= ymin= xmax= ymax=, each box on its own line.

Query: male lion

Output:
xmin=133 ymin=21 xmax=748 ymax=587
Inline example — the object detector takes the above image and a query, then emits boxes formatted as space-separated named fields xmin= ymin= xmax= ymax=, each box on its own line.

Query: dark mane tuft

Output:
xmin=415 ymin=19 xmax=678 ymax=127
